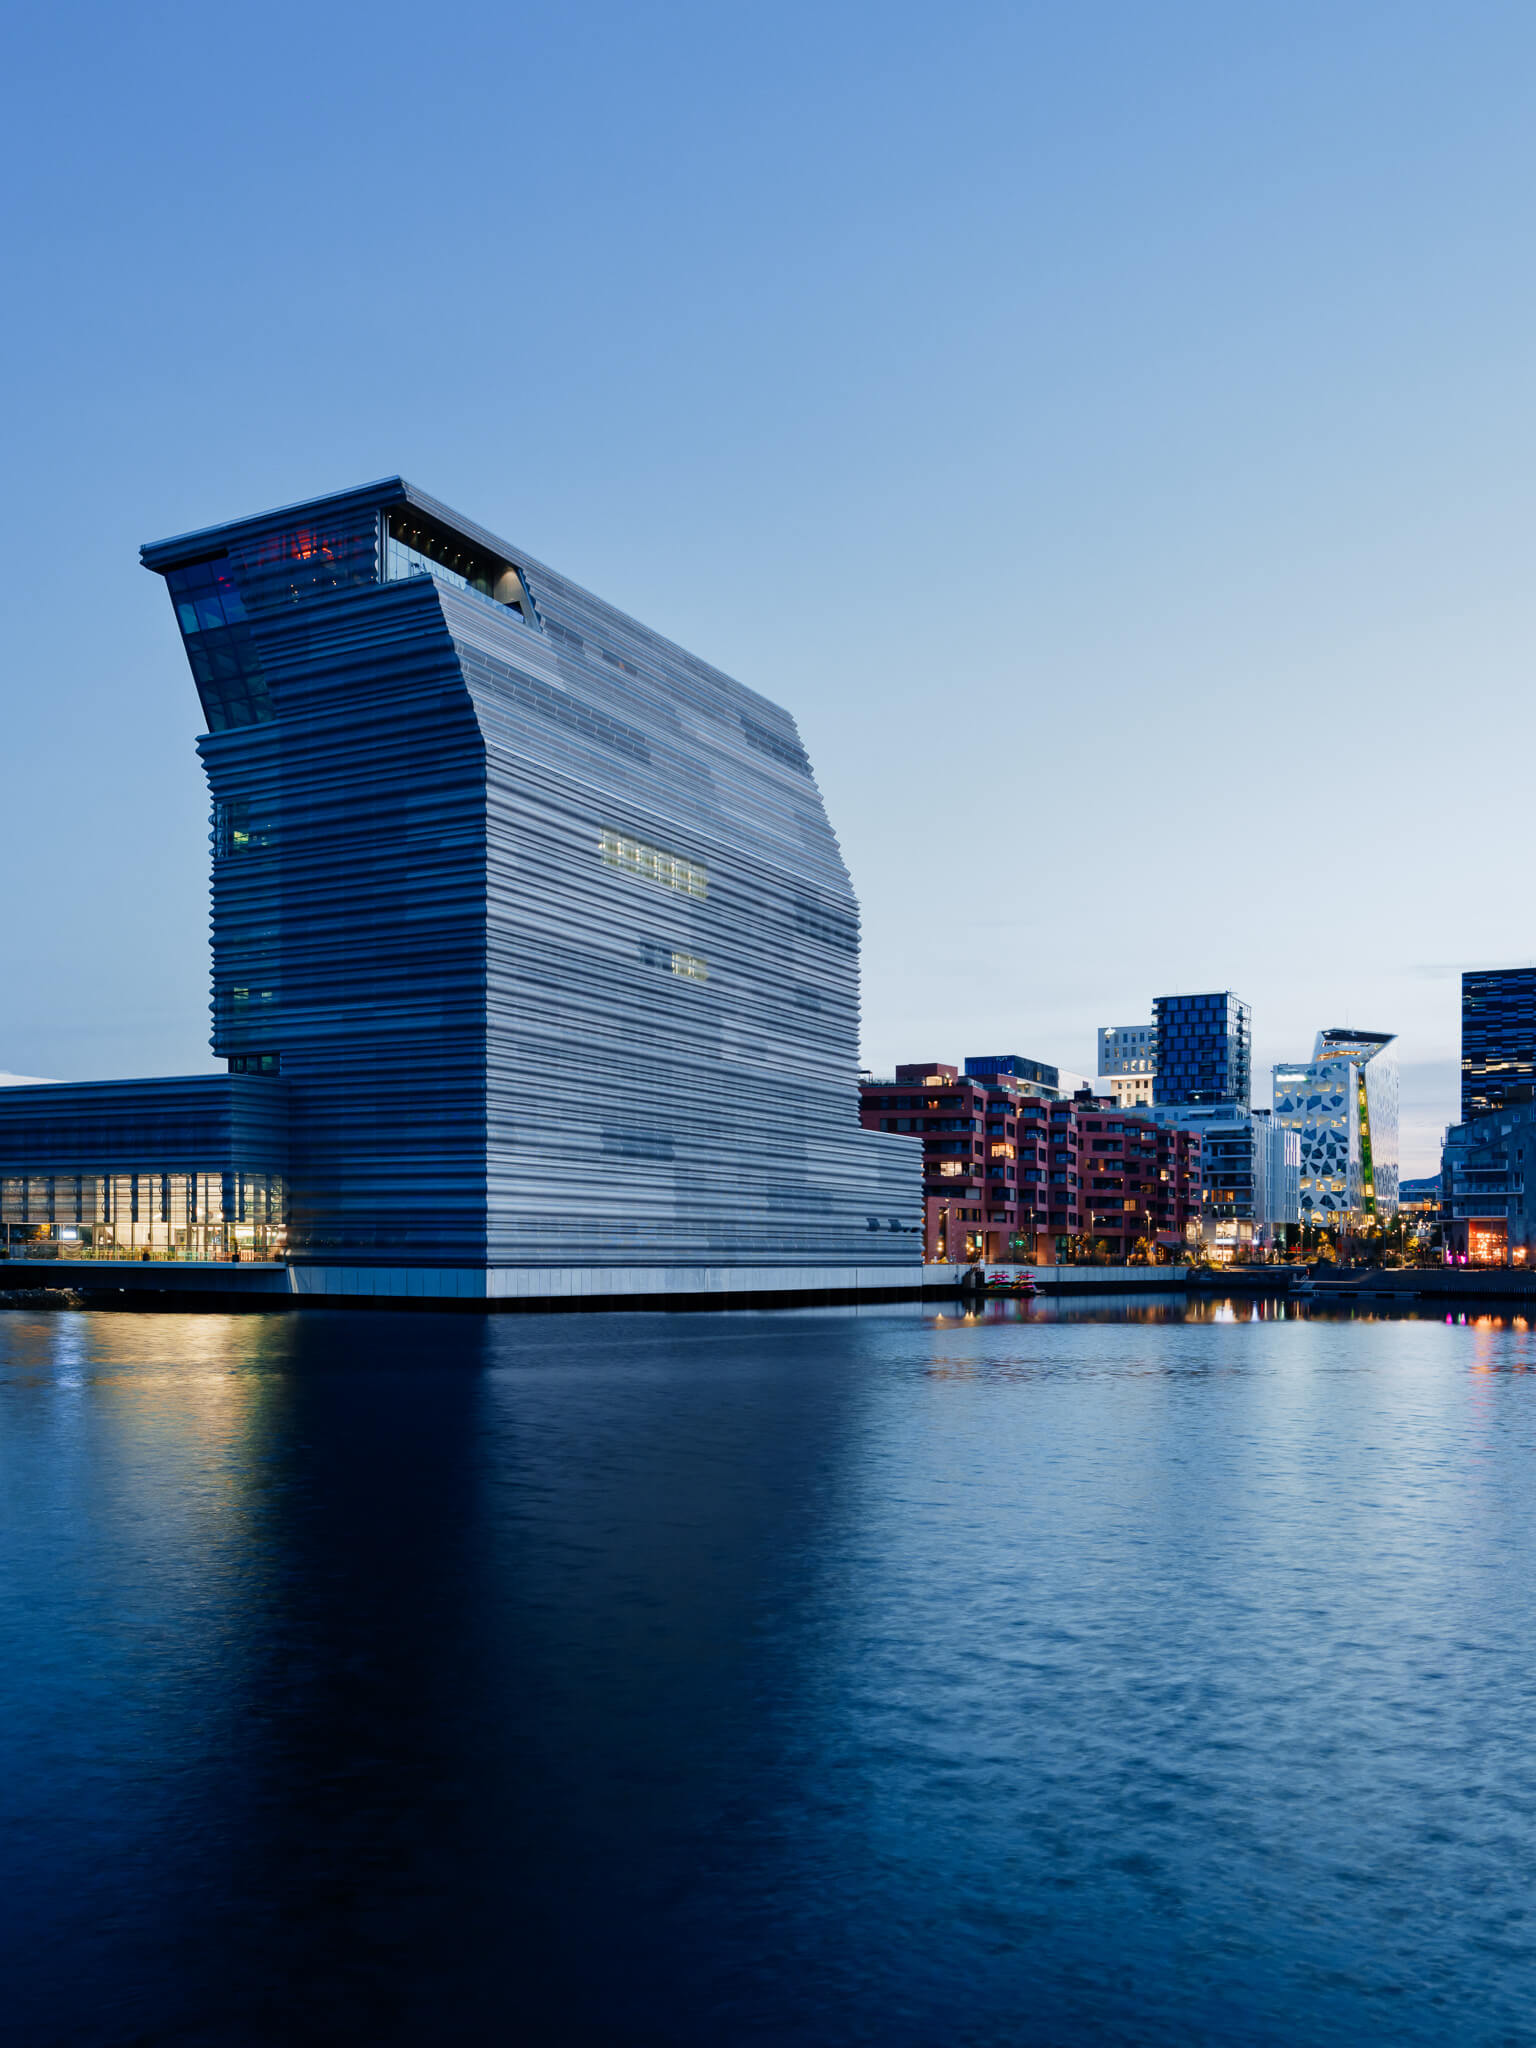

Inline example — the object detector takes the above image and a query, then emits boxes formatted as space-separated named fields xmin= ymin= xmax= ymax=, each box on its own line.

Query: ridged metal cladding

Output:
xmin=141 ymin=480 xmax=920 ymax=1268
xmin=0 ymin=1075 xmax=287 ymax=1228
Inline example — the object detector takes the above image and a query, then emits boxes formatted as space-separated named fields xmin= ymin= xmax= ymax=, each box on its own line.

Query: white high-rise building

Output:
xmin=1103 ymin=1073 xmax=1154 ymax=1108
xmin=1253 ymin=1110 xmax=1301 ymax=1231
xmin=1098 ymin=1022 xmax=1156 ymax=1106
xmin=1272 ymin=1030 xmax=1399 ymax=1224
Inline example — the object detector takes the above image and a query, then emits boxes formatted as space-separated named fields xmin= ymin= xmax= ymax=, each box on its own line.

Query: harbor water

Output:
xmin=2 ymin=1298 xmax=1534 ymax=2044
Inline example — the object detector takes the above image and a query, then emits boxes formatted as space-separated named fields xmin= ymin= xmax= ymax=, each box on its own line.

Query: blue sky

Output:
xmin=3 ymin=0 xmax=1533 ymax=1171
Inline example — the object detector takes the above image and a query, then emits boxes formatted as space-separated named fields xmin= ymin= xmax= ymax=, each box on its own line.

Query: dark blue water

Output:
xmin=3 ymin=1299 xmax=1535 ymax=2046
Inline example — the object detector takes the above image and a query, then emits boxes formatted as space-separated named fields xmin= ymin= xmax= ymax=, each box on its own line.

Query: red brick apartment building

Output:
xmin=859 ymin=1063 xmax=1202 ymax=1263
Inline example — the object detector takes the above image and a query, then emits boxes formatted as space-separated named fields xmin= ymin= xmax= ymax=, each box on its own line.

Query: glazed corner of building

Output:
xmin=1 ymin=478 xmax=925 ymax=1306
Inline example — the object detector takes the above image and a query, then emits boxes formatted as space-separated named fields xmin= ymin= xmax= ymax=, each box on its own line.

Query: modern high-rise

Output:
xmin=1153 ymin=993 xmax=1251 ymax=1107
xmin=1442 ymin=1106 xmax=1536 ymax=1265
xmin=1272 ymin=1030 xmax=1399 ymax=1223
xmin=1098 ymin=1024 xmax=1156 ymax=1079
xmin=1253 ymin=1110 xmax=1301 ymax=1233
xmin=1097 ymin=1023 xmax=1157 ymax=1109
xmin=0 ymin=480 xmax=919 ymax=1300
xmin=1143 ymin=1100 xmax=1290 ymax=1252
xmin=1461 ymin=968 xmax=1536 ymax=1120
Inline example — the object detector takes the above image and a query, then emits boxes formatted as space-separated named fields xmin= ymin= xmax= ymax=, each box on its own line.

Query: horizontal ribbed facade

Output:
xmin=0 ymin=1074 xmax=287 ymax=1172
xmin=137 ymin=479 xmax=917 ymax=1272
xmin=0 ymin=1074 xmax=287 ymax=1248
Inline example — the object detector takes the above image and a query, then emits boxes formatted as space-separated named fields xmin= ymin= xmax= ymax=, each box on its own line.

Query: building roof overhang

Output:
xmin=139 ymin=477 xmax=537 ymax=580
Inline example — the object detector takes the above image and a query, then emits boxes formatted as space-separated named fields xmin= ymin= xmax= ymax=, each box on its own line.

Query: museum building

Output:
xmin=0 ymin=481 xmax=919 ymax=1301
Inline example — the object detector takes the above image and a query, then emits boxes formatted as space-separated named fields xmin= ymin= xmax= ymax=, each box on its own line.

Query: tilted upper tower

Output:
xmin=140 ymin=480 xmax=918 ymax=1290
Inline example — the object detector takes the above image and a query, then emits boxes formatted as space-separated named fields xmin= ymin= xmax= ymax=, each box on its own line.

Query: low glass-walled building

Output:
xmin=0 ymin=1075 xmax=287 ymax=1260
xmin=2 ymin=482 xmax=918 ymax=1300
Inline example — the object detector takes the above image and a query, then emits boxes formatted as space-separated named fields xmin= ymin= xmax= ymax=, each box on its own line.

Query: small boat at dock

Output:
xmin=980 ymin=1269 xmax=1037 ymax=1298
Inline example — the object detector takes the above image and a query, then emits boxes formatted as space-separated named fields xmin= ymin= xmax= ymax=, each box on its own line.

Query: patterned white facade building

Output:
xmin=1272 ymin=1030 xmax=1399 ymax=1223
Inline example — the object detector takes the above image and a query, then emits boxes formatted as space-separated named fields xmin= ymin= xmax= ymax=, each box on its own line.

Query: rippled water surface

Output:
xmin=3 ymin=1299 xmax=1536 ymax=2045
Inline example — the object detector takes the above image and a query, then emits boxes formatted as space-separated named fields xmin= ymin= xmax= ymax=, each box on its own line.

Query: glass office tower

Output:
xmin=1461 ymin=968 xmax=1536 ymax=1120
xmin=1152 ymin=992 xmax=1251 ymax=1107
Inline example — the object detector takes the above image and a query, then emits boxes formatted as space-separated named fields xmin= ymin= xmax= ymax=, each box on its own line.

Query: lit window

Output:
xmin=215 ymin=800 xmax=274 ymax=857
xmin=671 ymin=952 xmax=708 ymax=982
xmin=383 ymin=509 xmax=531 ymax=617
xmin=601 ymin=830 xmax=707 ymax=898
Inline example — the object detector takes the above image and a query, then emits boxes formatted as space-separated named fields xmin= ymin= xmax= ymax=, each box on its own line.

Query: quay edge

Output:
xmin=0 ymin=1258 xmax=1195 ymax=1312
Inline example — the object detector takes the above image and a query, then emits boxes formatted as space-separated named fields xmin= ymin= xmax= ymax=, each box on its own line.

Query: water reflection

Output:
xmin=5 ymin=1306 xmax=1536 ymax=2044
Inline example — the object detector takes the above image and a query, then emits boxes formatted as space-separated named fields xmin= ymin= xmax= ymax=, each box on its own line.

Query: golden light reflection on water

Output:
xmin=3 ymin=1312 xmax=292 ymax=1575
xmin=1462 ymin=1311 xmax=1536 ymax=1373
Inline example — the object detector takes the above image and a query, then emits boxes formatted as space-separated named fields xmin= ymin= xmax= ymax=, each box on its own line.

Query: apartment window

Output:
xmin=602 ymin=830 xmax=708 ymax=899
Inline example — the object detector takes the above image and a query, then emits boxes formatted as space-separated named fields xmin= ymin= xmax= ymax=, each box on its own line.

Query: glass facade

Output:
xmin=0 ymin=1074 xmax=289 ymax=1263
xmin=383 ymin=508 xmax=531 ymax=618
xmin=1461 ymin=968 xmax=1536 ymax=1120
xmin=165 ymin=557 xmax=273 ymax=732
xmin=965 ymin=1054 xmax=1059 ymax=1090
xmin=234 ymin=512 xmax=379 ymax=612
xmin=1 ymin=1170 xmax=284 ymax=1259
xmin=1153 ymin=992 xmax=1251 ymax=1107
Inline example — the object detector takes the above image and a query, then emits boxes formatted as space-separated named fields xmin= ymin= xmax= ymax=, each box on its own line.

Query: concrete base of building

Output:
xmin=0 ymin=1258 xmax=292 ymax=1309
xmin=0 ymin=1257 xmax=1200 ymax=1310
xmin=293 ymin=1262 xmax=930 ymax=1309
xmin=0 ymin=1257 xmax=933 ymax=1312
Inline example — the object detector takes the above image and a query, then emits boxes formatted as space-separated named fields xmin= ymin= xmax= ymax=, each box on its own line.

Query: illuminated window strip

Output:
xmin=600 ymin=829 xmax=707 ymax=899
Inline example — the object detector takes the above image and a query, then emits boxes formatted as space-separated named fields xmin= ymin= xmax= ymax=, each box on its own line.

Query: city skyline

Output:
xmin=8 ymin=13 xmax=1536 ymax=2044
xmin=6 ymin=6 xmax=1536 ymax=1183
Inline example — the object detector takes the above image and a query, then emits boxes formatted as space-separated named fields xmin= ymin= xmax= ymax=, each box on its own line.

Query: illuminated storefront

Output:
xmin=0 ymin=1075 xmax=286 ymax=1262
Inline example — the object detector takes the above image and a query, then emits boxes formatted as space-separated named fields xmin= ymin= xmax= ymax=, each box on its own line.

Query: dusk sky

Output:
xmin=4 ymin=1 xmax=1534 ymax=1172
